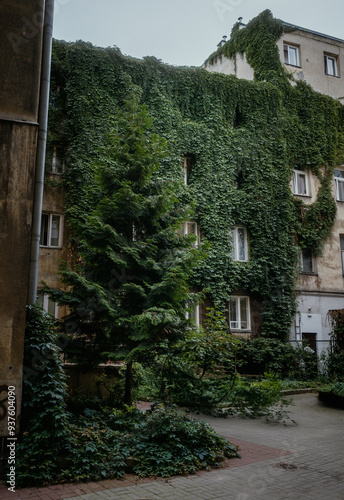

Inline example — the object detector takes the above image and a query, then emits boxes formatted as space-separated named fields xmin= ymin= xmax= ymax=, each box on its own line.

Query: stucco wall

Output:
xmin=0 ymin=1 xmax=43 ymax=122
xmin=0 ymin=122 xmax=38 ymax=435
xmin=0 ymin=0 xmax=44 ymax=436
xmin=293 ymin=168 xmax=344 ymax=294
xmin=204 ymin=53 xmax=254 ymax=81
xmin=278 ymin=31 xmax=344 ymax=101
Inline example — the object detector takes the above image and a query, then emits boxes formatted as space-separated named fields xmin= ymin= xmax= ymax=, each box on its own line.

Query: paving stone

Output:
xmin=2 ymin=395 xmax=344 ymax=500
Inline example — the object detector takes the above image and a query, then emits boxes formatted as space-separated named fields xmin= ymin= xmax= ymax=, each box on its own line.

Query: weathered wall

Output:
xmin=0 ymin=0 xmax=44 ymax=436
xmin=277 ymin=31 xmax=344 ymax=101
xmin=204 ymin=53 xmax=254 ymax=81
xmin=38 ymin=177 xmax=67 ymax=291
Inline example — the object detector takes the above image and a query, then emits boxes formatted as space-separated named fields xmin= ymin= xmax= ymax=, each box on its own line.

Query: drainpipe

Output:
xmin=27 ymin=0 xmax=55 ymax=304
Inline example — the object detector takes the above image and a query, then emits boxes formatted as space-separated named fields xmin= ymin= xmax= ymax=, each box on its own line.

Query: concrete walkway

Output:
xmin=1 ymin=394 xmax=344 ymax=500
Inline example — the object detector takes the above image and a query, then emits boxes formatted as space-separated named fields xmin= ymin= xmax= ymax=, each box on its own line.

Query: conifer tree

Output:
xmin=47 ymin=89 xmax=203 ymax=404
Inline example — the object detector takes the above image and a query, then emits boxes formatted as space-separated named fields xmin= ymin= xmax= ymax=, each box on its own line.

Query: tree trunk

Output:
xmin=123 ymin=360 xmax=133 ymax=405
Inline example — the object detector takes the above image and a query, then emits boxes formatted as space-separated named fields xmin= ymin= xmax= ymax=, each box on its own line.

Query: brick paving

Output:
xmin=1 ymin=394 xmax=344 ymax=499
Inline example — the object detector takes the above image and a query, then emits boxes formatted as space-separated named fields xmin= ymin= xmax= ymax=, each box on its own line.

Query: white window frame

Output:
xmin=37 ymin=292 xmax=58 ymax=318
xmin=40 ymin=213 xmax=63 ymax=248
xmin=186 ymin=304 xmax=200 ymax=327
xmin=229 ymin=296 xmax=251 ymax=331
xmin=179 ymin=221 xmax=199 ymax=247
xmin=293 ymin=169 xmax=309 ymax=196
xmin=334 ymin=169 xmax=344 ymax=201
xmin=283 ymin=43 xmax=300 ymax=67
xmin=324 ymin=53 xmax=339 ymax=77
xmin=50 ymin=146 xmax=65 ymax=174
xmin=231 ymin=226 xmax=248 ymax=261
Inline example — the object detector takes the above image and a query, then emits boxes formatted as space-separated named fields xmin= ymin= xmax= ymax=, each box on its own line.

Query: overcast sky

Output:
xmin=53 ymin=0 xmax=344 ymax=67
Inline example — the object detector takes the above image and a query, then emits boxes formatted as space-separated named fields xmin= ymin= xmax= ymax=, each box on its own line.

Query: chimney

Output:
xmin=217 ymin=35 xmax=227 ymax=48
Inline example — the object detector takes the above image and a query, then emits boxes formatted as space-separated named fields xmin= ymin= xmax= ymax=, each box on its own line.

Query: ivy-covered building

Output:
xmin=39 ymin=10 xmax=344 ymax=355
xmin=203 ymin=10 xmax=344 ymax=356
xmin=205 ymin=17 xmax=344 ymax=101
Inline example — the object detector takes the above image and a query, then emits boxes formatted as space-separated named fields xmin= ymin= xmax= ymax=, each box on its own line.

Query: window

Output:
xmin=324 ymin=53 xmax=339 ymax=77
xmin=229 ymin=296 xmax=250 ymax=331
xmin=340 ymin=235 xmax=344 ymax=276
xmin=283 ymin=43 xmax=300 ymax=67
xmin=49 ymin=146 xmax=65 ymax=174
xmin=183 ymin=155 xmax=193 ymax=185
xmin=40 ymin=214 xmax=63 ymax=247
xmin=231 ymin=227 xmax=248 ymax=261
xmin=293 ymin=169 xmax=309 ymax=196
xmin=334 ymin=169 xmax=344 ymax=201
xmin=301 ymin=249 xmax=314 ymax=273
xmin=178 ymin=221 xmax=199 ymax=247
xmin=186 ymin=304 xmax=200 ymax=327
xmin=37 ymin=292 xmax=58 ymax=318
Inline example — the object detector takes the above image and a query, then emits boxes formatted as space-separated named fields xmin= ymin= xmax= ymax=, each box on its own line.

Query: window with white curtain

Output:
xmin=283 ymin=43 xmax=300 ymax=67
xmin=185 ymin=304 xmax=200 ymax=327
xmin=324 ymin=53 xmax=339 ymax=77
xmin=334 ymin=169 xmax=344 ymax=201
xmin=231 ymin=227 xmax=248 ymax=261
xmin=183 ymin=155 xmax=192 ymax=185
xmin=37 ymin=292 xmax=58 ymax=318
xmin=178 ymin=221 xmax=199 ymax=247
xmin=229 ymin=296 xmax=250 ymax=331
xmin=293 ymin=169 xmax=309 ymax=196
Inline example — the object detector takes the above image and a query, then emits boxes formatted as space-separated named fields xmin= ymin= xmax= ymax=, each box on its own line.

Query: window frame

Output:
xmin=292 ymin=169 xmax=309 ymax=196
xmin=185 ymin=304 xmax=200 ymax=327
xmin=49 ymin=146 xmax=65 ymax=175
xmin=283 ymin=43 xmax=300 ymax=67
xmin=231 ymin=226 xmax=248 ymax=262
xmin=37 ymin=292 xmax=59 ymax=318
xmin=183 ymin=155 xmax=192 ymax=186
xmin=324 ymin=53 xmax=339 ymax=77
xmin=40 ymin=213 xmax=63 ymax=248
xmin=179 ymin=221 xmax=200 ymax=247
xmin=300 ymin=248 xmax=315 ymax=274
xmin=229 ymin=296 xmax=251 ymax=331
xmin=340 ymin=235 xmax=344 ymax=276
xmin=334 ymin=169 xmax=344 ymax=201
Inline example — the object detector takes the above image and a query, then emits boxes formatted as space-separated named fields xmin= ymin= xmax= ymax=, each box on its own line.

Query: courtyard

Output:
xmin=1 ymin=393 xmax=343 ymax=500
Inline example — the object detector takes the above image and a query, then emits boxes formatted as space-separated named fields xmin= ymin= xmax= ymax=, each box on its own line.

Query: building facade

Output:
xmin=203 ymin=13 xmax=344 ymax=355
xmin=38 ymin=12 xmax=344 ymax=362
xmin=204 ymin=20 xmax=344 ymax=102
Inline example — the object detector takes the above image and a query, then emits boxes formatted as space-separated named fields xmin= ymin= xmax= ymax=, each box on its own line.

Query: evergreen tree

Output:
xmin=47 ymin=89 xmax=203 ymax=404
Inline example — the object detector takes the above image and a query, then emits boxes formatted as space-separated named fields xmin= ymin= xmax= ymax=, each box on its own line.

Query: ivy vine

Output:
xmin=49 ymin=10 xmax=344 ymax=341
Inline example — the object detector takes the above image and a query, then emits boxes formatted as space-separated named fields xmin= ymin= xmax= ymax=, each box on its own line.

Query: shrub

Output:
xmin=59 ymin=405 xmax=239 ymax=481
xmin=16 ymin=305 xmax=71 ymax=487
xmin=224 ymin=373 xmax=292 ymax=421
xmin=129 ymin=404 xmax=239 ymax=477
xmin=16 ymin=308 xmax=238 ymax=486
xmin=59 ymin=413 xmax=129 ymax=482
xmin=236 ymin=337 xmax=318 ymax=379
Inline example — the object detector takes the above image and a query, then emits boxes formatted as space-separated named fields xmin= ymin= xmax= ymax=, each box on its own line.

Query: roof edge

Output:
xmin=283 ymin=21 xmax=344 ymax=45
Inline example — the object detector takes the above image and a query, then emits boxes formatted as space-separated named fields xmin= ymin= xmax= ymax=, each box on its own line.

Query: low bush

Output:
xmin=129 ymin=404 xmax=239 ymax=477
xmin=223 ymin=373 xmax=292 ymax=421
xmin=57 ymin=405 xmax=239 ymax=482
xmin=236 ymin=338 xmax=318 ymax=380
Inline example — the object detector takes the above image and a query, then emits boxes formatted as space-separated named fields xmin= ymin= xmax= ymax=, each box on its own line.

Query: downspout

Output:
xmin=27 ymin=0 xmax=55 ymax=304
